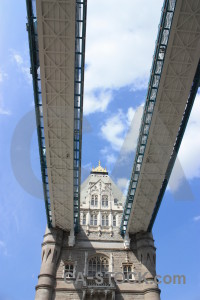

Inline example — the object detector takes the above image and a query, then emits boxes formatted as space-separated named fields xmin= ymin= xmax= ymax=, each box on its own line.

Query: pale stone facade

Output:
xmin=35 ymin=163 xmax=160 ymax=300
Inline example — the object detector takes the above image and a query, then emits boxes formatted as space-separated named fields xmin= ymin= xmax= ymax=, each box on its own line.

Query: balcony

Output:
xmin=82 ymin=277 xmax=115 ymax=299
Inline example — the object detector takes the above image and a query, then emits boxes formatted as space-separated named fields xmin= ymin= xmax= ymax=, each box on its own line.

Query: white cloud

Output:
xmin=13 ymin=54 xmax=23 ymax=65
xmin=101 ymin=105 xmax=143 ymax=190
xmin=11 ymin=51 xmax=32 ymax=84
xmin=105 ymin=153 xmax=116 ymax=165
xmin=21 ymin=66 xmax=32 ymax=83
xmin=127 ymin=107 xmax=136 ymax=125
xmin=84 ymin=0 xmax=163 ymax=114
xmin=117 ymin=177 xmax=129 ymax=191
xmin=101 ymin=104 xmax=143 ymax=152
xmin=102 ymin=92 xmax=200 ymax=194
xmin=169 ymin=93 xmax=200 ymax=190
xmin=122 ymin=105 xmax=143 ymax=153
xmin=100 ymin=148 xmax=117 ymax=168
xmin=0 ymin=240 xmax=7 ymax=256
xmin=193 ymin=215 xmax=200 ymax=222
xmin=0 ymin=106 xmax=11 ymax=115
xmin=82 ymin=162 xmax=92 ymax=170
xmin=0 ymin=97 xmax=11 ymax=115
xmin=0 ymin=69 xmax=8 ymax=82
xmin=0 ymin=69 xmax=10 ymax=115
xmin=101 ymin=110 xmax=126 ymax=151
xmin=103 ymin=92 xmax=200 ymax=194
xmin=84 ymin=90 xmax=112 ymax=115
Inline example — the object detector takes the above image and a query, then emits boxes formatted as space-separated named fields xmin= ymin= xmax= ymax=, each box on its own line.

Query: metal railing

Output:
xmin=86 ymin=277 xmax=115 ymax=288
xmin=148 ymin=59 xmax=200 ymax=231
xmin=73 ymin=0 xmax=87 ymax=233
xmin=120 ymin=0 xmax=177 ymax=236
xmin=26 ymin=0 xmax=87 ymax=231
xmin=26 ymin=0 xmax=52 ymax=227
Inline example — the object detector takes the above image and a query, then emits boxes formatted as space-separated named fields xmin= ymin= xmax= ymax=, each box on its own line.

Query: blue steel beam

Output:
xmin=121 ymin=0 xmax=200 ymax=236
xmin=73 ymin=1 xmax=87 ymax=233
xmin=148 ymin=59 xmax=200 ymax=231
xmin=26 ymin=0 xmax=87 ymax=232
xmin=26 ymin=0 xmax=52 ymax=228
xmin=120 ymin=0 xmax=177 ymax=236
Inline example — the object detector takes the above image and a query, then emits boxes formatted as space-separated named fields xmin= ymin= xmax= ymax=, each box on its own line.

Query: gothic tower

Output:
xmin=35 ymin=162 xmax=160 ymax=299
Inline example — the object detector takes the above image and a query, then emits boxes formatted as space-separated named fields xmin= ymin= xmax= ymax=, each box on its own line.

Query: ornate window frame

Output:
xmin=102 ymin=195 xmax=108 ymax=207
xmin=82 ymin=213 xmax=86 ymax=225
xmin=114 ymin=198 xmax=118 ymax=205
xmin=91 ymin=194 xmax=98 ymax=207
xmin=113 ymin=215 xmax=117 ymax=227
xmin=63 ymin=261 xmax=77 ymax=279
xmin=90 ymin=213 xmax=98 ymax=226
xmin=121 ymin=263 xmax=135 ymax=281
xmin=102 ymin=214 xmax=109 ymax=226
xmin=88 ymin=254 xmax=109 ymax=277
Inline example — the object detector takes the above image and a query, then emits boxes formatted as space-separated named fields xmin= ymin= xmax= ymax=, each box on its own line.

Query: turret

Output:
xmin=35 ymin=227 xmax=63 ymax=300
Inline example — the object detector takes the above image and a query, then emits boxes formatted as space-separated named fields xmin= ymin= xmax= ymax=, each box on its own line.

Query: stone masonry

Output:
xmin=35 ymin=163 xmax=160 ymax=300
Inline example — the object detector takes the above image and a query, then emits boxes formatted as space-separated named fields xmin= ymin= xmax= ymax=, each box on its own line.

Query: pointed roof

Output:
xmin=81 ymin=169 xmax=125 ymax=205
xmin=90 ymin=160 xmax=108 ymax=175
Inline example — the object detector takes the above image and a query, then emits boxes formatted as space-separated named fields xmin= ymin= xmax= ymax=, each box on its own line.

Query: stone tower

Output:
xmin=35 ymin=162 xmax=160 ymax=299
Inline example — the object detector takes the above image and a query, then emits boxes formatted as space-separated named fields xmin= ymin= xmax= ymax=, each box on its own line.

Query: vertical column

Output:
xmin=98 ymin=211 xmax=101 ymax=226
xmin=86 ymin=211 xmax=89 ymax=226
xmin=98 ymin=211 xmax=102 ymax=236
xmin=135 ymin=232 xmax=160 ymax=300
xmin=109 ymin=212 xmax=112 ymax=227
xmin=83 ymin=251 xmax=88 ymax=276
xmin=109 ymin=212 xmax=113 ymax=236
xmin=109 ymin=253 xmax=114 ymax=273
xmin=35 ymin=227 xmax=63 ymax=300
xmin=135 ymin=232 xmax=157 ymax=278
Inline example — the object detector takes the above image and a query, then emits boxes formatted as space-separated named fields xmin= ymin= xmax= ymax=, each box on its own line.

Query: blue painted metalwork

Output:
xmin=26 ymin=0 xmax=52 ymax=228
xmin=74 ymin=0 xmax=87 ymax=233
xmin=26 ymin=0 xmax=87 ymax=231
xmin=120 ymin=0 xmax=177 ymax=236
xmin=148 ymin=59 xmax=200 ymax=232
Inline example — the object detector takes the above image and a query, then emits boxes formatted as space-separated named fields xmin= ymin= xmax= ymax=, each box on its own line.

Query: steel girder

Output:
xmin=121 ymin=0 xmax=200 ymax=235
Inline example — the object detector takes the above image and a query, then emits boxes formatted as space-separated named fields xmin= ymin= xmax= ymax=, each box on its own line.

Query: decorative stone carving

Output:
xmin=124 ymin=233 xmax=130 ymax=249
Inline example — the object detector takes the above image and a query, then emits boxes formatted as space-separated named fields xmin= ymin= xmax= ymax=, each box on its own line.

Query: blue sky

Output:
xmin=0 ymin=0 xmax=200 ymax=299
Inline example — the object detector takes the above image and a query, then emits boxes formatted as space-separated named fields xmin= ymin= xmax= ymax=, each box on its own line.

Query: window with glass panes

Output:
xmin=123 ymin=264 xmax=132 ymax=280
xmin=88 ymin=255 xmax=109 ymax=277
xmin=102 ymin=195 xmax=108 ymax=207
xmin=64 ymin=263 xmax=74 ymax=278
xmin=91 ymin=195 xmax=98 ymax=206
xmin=113 ymin=215 xmax=116 ymax=227
xmin=102 ymin=214 xmax=109 ymax=226
xmin=82 ymin=213 xmax=86 ymax=225
xmin=90 ymin=214 xmax=97 ymax=225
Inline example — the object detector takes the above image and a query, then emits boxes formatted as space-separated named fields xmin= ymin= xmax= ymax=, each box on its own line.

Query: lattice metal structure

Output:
xmin=26 ymin=0 xmax=87 ymax=232
xmin=121 ymin=0 xmax=200 ymax=235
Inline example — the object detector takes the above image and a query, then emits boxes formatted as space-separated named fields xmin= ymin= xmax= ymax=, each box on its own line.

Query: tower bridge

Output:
xmin=26 ymin=0 xmax=87 ymax=232
xmin=26 ymin=0 xmax=200 ymax=299
xmin=121 ymin=0 xmax=200 ymax=236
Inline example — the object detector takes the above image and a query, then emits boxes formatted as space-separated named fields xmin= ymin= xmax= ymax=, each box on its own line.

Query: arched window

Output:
xmin=64 ymin=263 xmax=74 ymax=278
xmin=82 ymin=213 xmax=86 ymax=225
xmin=91 ymin=195 xmax=98 ymax=206
xmin=88 ymin=255 xmax=109 ymax=277
xmin=91 ymin=195 xmax=94 ymax=206
xmin=90 ymin=214 xmax=97 ymax=225
xmin=102 ymin=195 xmax=108 ymax=207
xmin=123 ymin=264 xmax=133 ymax=280
xmin=102 ymin=214 xmax=109 ymax=226
xmin=113 ymin=215 xmax=116 ymax=227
